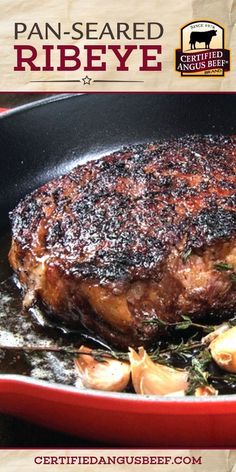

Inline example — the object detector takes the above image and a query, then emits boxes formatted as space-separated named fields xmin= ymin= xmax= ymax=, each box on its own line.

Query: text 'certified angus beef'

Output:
xmin=9 ymin=135 xmax=236 ymax=349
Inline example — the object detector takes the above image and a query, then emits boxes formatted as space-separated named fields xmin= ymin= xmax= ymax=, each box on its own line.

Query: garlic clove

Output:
xmin=128 ymin=347 xmax=188 ymax=395
xmin=201 ymin=323 xmax=229 ymax=345
xmin=164 ymin=390 xmax=186 ymax=397
xmin=75 ymin=345 xmax=130 ymax=392
xmin=195 ymin=385 xmax=218 ymax=396
xmin=210 ymin=327 xmax=236 ymax=373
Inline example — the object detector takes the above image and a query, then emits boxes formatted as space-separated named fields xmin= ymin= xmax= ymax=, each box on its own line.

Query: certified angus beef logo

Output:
xmin=175 ymin=21 xmax=230 ymax=76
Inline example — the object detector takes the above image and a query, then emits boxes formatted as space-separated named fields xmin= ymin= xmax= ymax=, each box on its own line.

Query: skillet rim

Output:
xmin=1 ymin=91 xmax=235 ymax=120
xmin=0 ymin=93 xmax=80 ymax=119
xmin=0 ymin=92 xmax=236 ymax=404
xmin=1 ymin=373 xmax=236 ymax=404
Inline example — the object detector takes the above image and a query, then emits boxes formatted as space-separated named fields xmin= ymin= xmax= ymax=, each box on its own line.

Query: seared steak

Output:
xmin=9 ymin=135 xmax=236 ymax=348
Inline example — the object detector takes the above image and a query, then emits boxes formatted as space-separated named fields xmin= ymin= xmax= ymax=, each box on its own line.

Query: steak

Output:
xmin=9 ymin=135 xmax=236 ymax=348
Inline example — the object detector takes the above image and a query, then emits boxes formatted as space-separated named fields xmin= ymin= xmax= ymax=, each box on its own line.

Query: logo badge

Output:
xmin=175 ymin=20 xmax=230 ymax=76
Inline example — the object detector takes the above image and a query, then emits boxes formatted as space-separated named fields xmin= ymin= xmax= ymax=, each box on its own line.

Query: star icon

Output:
xmin=82 ymin=75 xmax=92 ymax=85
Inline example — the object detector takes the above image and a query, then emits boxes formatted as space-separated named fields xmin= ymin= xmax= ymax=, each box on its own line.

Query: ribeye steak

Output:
xmin=9 ymin=135 xmax=236 ymax=348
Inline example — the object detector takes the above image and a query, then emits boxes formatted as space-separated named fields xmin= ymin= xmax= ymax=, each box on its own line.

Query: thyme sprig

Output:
xmin=143 ymin=314 xmax=219 ymax=333
xmin=231 ymin=273 xmax=236 ymax=283
xmin=185 ymin=349 xmax=212 ymax=395
xmin=2 ymin=339 xmax=236 ymax=394
xmin=213 ymin=262 xmax=236 ymax=284
xmin=92 ymin=349 xmax=129 ymax=362
xmin=0 ymin=339 xmax=203 ymax=364
xmin=182 ymin=248 xmax=192 ymax=263
xmin=214 ymin=262 xmax=234 ymax=272
xmin=0 ymin=343 xmax=130 ymax=362
xmin=149 ymin=337 xmax=203 ymax=363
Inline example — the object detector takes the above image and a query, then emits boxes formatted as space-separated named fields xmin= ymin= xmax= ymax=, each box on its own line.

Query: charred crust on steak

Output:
xmin=10 ymin=135 xmax=236 ymax=282
xmin=9 ymin=135 xmax=236 ymax=348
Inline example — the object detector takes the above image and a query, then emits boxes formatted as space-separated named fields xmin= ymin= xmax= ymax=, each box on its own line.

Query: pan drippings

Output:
xmin=0 ymin=233 xmax=112 ymax=385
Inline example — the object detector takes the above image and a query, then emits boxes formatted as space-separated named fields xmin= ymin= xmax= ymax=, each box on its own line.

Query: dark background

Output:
xmin=0 ymin=92 xmax=100 ymax=447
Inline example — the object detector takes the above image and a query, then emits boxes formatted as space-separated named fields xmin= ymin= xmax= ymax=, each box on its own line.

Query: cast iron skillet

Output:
xmin=1 ymin=93 xmax=236 ymax=231
xmin=0 ymin=93 xmax=236 ymax=447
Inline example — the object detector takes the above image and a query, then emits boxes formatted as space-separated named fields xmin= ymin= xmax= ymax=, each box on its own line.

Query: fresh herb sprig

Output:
xmin=182 ymin=248 xmax=192 ymax=263
xmin=214 ymin=261 xmax=236 ymax=284
xmin=185 ymin=349 xmax=212 ymax=395
xmin=214 ymin=262 xmax=234 ymax=272
xmin=0 ymin=338 xmax=203 ymax=364
xmin=231 ymin=273 xmax=236 ymax=283
xmin=0 ymin=343 xmax=130 ymax=362
xmin=2 ymin=317 xmax=236 ymax=395
xmin=143 ymin=314 xmax=219 ymax=333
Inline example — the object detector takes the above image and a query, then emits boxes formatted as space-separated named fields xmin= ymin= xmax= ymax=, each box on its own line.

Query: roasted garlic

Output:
xmin=195 ymin=385 xmax=218 ymax=396
xmin=128 ymin=347 xmax=188 ymax=395
xmin=201 ymin=323 xmax=229 ymax=345
xmin=210 ymin=327 xmax=236 ymax=373
xmin=75 ymin=345 xmax=130 ymax=391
